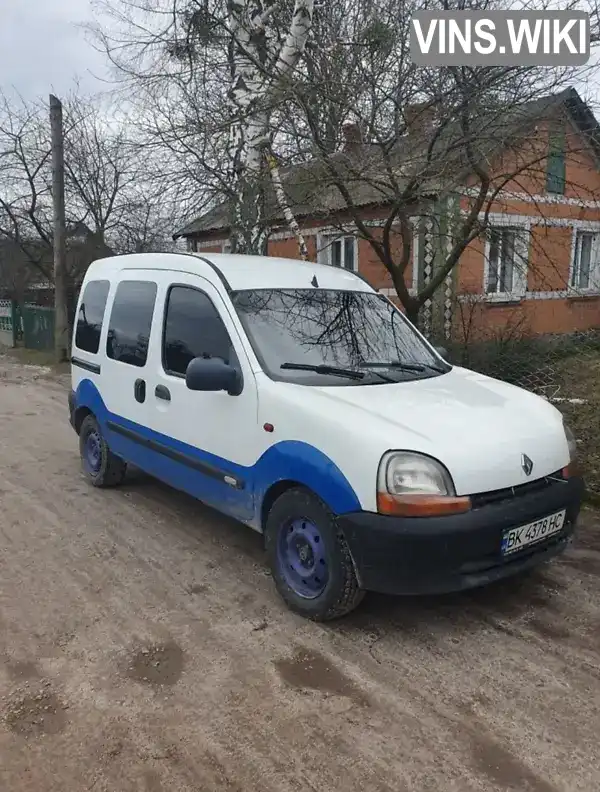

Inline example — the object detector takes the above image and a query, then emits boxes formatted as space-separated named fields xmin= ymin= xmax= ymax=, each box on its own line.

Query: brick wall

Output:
xmin=267 ymin=231 xmax=407 ymax=291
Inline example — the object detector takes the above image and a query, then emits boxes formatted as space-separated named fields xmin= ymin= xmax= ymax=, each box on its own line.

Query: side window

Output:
xmin=106 ymin=280 xmax=157 ymax=367
xmin=163 ymin=286 xmax=237 ymax=377
xmin=74 ymin=280 xmax=110 ymax=354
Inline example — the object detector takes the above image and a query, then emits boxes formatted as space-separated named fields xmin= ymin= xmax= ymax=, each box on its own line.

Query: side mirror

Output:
xmin=185 ymin=356 xmax=243 ymax=396
xmin=434 ymin=346 xmax=449 ymax=360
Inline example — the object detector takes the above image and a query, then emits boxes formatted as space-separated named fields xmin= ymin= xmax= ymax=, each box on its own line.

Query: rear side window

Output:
xmin=163 ymin=286 xmax=237 ymax=376
xmin=106 ymin=280 xmax=157 ymax=367
xmin=75 ymin=280 xmax=110 ymax=354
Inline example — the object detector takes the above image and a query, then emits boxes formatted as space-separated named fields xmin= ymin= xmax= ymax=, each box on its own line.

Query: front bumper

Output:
xmin=338 ymin=474 xmax=585 ymax=595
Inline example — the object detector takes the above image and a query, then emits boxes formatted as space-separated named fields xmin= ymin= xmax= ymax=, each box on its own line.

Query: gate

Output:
xmin=22 ymin=304 xmax=55 ymax=351
xmin=0 ymin=299 xmax=16 ymax=347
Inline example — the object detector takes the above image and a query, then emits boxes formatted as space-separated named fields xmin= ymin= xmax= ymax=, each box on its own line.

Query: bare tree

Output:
xmin=0 ymin=92 xmax=54 ymax=285
xmin=276 ymin=0 xmax=600 ymax=325
xmin=92 ymin=0 xmax=600 ymax=326
xmin=92 ymin=0 xmax=315 ymax=254
xmin=0 ymin=88 xmax=184 ymax=303
xmin=62 ymin=95 xmax=141 ymax=248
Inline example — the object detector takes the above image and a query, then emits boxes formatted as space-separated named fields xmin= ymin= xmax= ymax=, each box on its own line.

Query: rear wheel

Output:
xmin=79 ymin=415 xmax=127 ymax=488
xmin=265 ymin=488 xmax=364 ymax=621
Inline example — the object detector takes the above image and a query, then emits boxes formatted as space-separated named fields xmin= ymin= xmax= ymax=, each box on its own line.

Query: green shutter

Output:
xmin=546 ymin=125 xmax=566 ymax=194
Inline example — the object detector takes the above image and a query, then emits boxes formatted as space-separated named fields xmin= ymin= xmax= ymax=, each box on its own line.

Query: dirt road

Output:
xmin=0 ymin=355 xmax=599 ymax=792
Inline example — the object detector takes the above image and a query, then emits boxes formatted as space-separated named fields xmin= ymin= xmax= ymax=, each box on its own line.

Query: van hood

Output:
xmin=312 ymin=366 xmax=570 ymax=496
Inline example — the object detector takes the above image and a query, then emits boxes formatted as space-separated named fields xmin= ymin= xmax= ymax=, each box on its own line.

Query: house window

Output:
xmin=222 ymin=241 xmax=232 ymax=254
xmin=485 ymin=227 xmax=528 ymax=298
xmin=546 ymin=125 xmax=566 ymax=195
xmin=317 ymin=234 xmax=357 ymax=271
xmin=571 ymin=231 xmax=599 ymax=290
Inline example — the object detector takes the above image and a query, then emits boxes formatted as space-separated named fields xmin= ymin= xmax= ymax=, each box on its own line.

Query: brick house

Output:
xmin=174 ymin=88 xmax=600 ymax=342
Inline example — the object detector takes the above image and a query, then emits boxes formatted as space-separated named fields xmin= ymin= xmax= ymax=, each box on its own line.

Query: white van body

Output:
xmin=69 ymin=253 xmax=583 ymax=619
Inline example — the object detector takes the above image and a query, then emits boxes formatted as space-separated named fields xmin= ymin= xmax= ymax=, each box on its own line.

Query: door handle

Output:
xmin=134 ymin=378 xmax=146 ymax=403
xmin=155 ymin=385 xmax=171 ymax=402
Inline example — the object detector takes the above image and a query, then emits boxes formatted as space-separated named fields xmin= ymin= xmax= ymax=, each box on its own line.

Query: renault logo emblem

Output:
xmin=521 ymin=454 xmax=534 ymax=477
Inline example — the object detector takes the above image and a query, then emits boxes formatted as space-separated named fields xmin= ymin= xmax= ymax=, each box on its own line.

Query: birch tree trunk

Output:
xmin=267 ymin=150 xmax=309 ymax=259
xmin=227 ymin=0 xmax=314 ymax=254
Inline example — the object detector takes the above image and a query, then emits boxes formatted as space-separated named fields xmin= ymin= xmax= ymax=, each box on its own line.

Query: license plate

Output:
xmin=501 ymin=509 xmax=566 ymax=556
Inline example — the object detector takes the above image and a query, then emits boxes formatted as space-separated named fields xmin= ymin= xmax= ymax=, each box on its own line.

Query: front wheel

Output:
xmin=79 ymin=414 xmax=127 ymax=488
xmin=265 ymin=488 xmax=364 ymax=621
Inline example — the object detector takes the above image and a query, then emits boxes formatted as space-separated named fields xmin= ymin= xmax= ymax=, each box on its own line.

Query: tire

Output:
xmin=79 ymin=414 xmax=127 ymax=488
xmin=265 ymin=488 xmax=365 ymax=621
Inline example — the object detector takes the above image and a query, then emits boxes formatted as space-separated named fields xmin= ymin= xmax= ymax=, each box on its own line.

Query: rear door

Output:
xmin=100 ymin=271 xmax=161 ymax=467
xmin=143 ymin=272 xmax=260 ymax=522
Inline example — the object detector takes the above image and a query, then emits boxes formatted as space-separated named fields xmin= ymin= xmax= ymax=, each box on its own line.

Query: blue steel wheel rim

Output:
xmin=84 ymin=429 xmax=102 ymax=475
xmin=277 ymin=518 xmax=329 ymax=599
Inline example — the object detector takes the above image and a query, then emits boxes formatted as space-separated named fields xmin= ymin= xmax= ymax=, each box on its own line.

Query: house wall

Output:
xmin=268 ymin=229 xmax=408 ymax=293
xmin=455 ymin=120 xmax=600 ymax=339
xmin=183 ymin=119 xmax=600 ymax=339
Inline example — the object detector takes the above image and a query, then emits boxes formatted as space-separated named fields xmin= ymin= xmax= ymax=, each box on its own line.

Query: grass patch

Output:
xmin=0 ymin=345 xmax=69 ymax=375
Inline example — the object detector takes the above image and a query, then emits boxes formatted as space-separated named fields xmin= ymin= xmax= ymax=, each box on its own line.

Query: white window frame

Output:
xmin=483 ymin=221 xmax=530 ymax=302
xmin=316 ymin=232 xmax=358 ymax=272
xmin=570 ymin=230 xmax=600 ymax=293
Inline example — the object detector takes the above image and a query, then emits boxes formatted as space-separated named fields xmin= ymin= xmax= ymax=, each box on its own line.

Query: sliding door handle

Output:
xmin=134 ymin=379 xmax=146 ymax=403
xmin=155 ymin=385 xmax=171 ymax=402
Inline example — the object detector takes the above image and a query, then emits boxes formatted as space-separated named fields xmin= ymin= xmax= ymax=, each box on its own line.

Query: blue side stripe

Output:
xmin=73 ymin=379 xmax=362 ymax=526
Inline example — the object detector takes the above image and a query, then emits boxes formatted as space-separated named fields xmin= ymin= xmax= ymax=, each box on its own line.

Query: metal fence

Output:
xmin=439 ymin=328 xmax=600 ymax=499
xmin=444 ymin=328 xmax=600 ymax=400
xmin=21 ymin=304 xmax=55 ymax=351
xmin=0 ymin=301 xmax=55 ymax=351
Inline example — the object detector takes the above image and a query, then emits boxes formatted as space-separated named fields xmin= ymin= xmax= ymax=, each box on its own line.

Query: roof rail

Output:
xmin=183 ymin=252 xmax=232 ymax=293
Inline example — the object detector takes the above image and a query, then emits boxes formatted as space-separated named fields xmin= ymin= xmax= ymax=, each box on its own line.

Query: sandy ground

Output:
xmin=0 ymin=355 xmax=599 ymax=792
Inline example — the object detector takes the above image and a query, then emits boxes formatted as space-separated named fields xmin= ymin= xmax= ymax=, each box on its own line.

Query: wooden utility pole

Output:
xmin=50 ymin=94 xmax=69 ymax=363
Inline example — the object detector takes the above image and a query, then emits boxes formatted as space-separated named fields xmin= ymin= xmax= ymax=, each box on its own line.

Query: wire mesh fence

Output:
xmin=440 ymin=328 xmax=600 ymax=500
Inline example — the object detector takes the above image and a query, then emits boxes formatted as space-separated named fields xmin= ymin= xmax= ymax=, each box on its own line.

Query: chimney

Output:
xmin=342 ymin=121 xmax=363 ymax=152
xmin=405 ymin=103 xmax=437 ymax=136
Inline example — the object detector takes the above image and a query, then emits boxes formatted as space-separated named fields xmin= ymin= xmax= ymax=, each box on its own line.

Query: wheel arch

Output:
xmin=254 ymin=440 xmax=362 ymax=531
xmin=73 ymin=406 xmax=93 ymax=434
xmin=261 ymin=479 xmax=307 ymax=531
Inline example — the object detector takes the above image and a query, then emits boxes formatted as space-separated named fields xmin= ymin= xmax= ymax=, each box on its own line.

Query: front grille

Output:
xmin=470 ymin=470 xmax=565 ymax=509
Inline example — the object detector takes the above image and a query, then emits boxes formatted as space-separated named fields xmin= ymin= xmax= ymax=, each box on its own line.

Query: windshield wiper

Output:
xmin=362 ymin=360 xmax=448 ymax=374
xmin=280 ymin=362 xmax=365 ymax=380
xmin=361 ymin=360 xmax=425 ymax=372
xmin=421 ymin=362 xmax=447 ymax=373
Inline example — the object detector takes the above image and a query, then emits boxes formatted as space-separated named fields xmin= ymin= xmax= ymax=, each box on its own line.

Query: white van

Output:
xmin=69 ymin=253 xmax=584 ymax=620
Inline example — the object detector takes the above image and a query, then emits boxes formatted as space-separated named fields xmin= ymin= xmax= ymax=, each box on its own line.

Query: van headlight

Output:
xmin=564 ymin=423 xmax=577 ymax=462
xmin=562 ymin=423 xmax=580 ymax=479
xmin=376 ymin=451 xmax=471 ymax=517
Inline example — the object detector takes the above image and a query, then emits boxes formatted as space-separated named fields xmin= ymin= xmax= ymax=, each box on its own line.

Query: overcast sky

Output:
xmin=1 ymin=0 xmax=598 ymax=107
xmin=0 ymin=0 xmax=108 ymax=99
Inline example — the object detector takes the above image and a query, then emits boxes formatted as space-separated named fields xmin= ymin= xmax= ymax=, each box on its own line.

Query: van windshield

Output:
xmin=231 ymin=289 xmax=450 ymax=386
